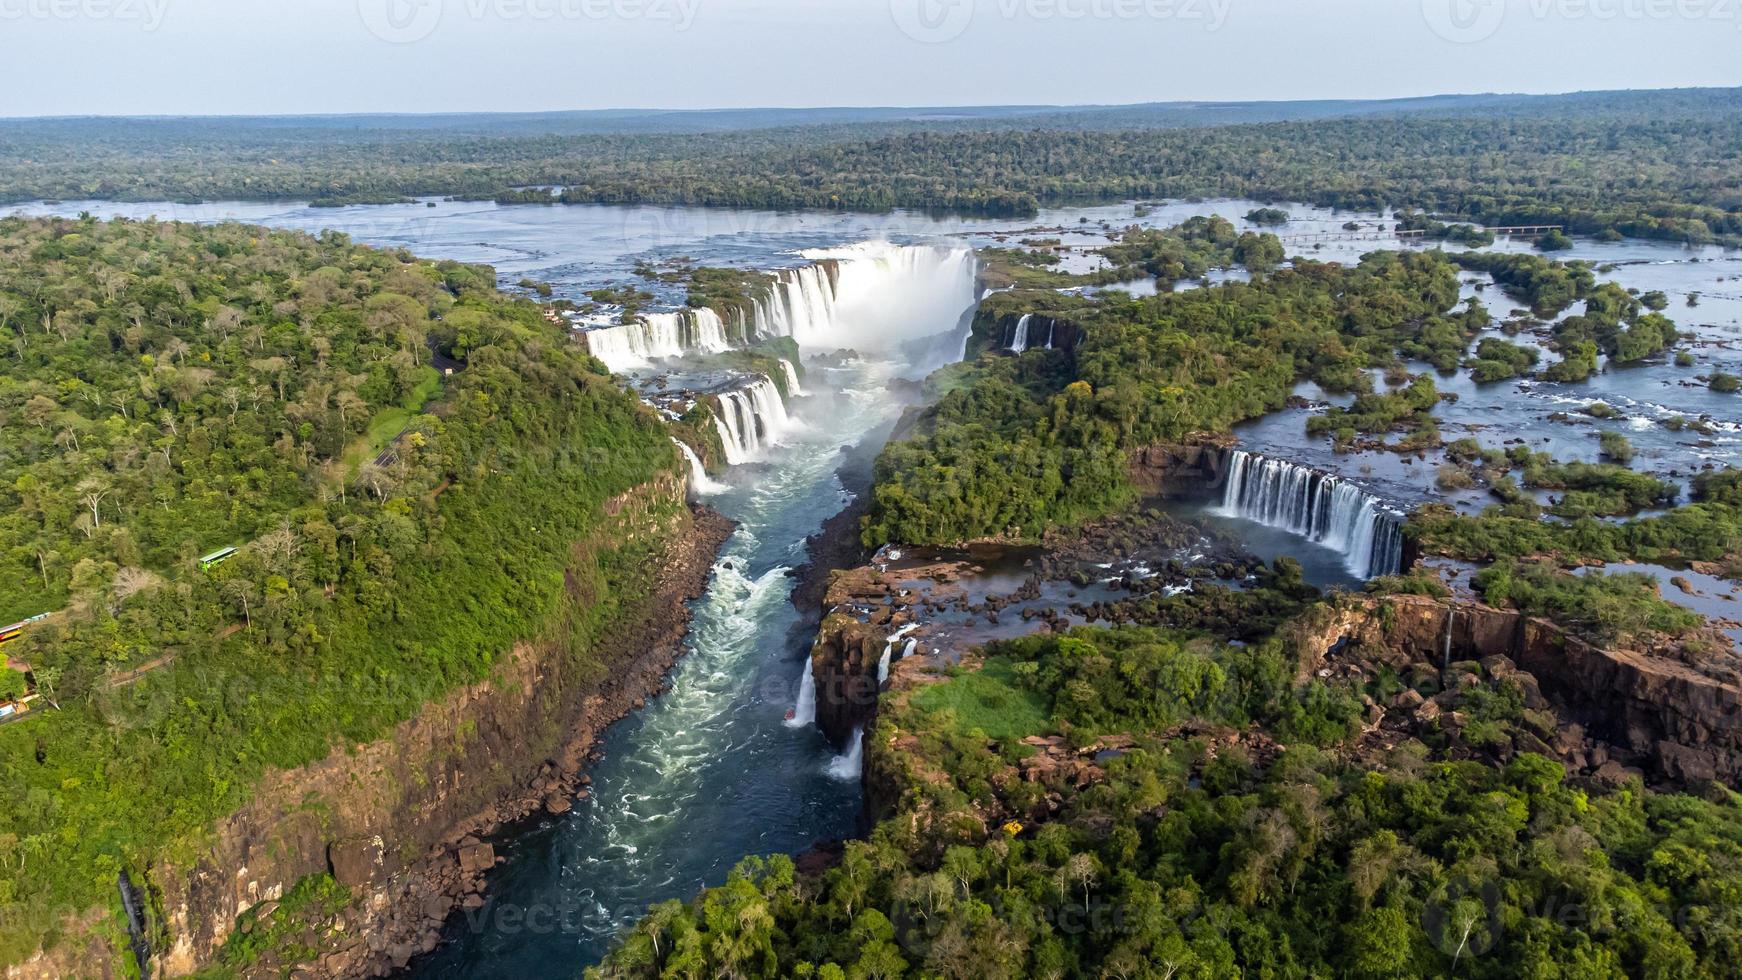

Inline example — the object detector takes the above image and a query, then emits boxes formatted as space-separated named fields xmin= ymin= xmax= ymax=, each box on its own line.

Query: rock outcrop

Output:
xmin=1126 ymin=436 xmax=1235 ymax=499
xmin=1292 ymin=594 xmax=1742 ymax=786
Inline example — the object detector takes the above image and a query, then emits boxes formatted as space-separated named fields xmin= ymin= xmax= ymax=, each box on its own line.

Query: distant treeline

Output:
xmin=3 ymin=89 xmax=1740 ymax=243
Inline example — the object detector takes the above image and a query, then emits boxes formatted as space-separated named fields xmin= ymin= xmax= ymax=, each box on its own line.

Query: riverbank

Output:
xmin=122 ymin=484 xmax=732 ymax=980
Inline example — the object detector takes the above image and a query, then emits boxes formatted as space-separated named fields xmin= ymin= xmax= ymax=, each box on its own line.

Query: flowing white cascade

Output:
xmin=584 ymin=308 xmax=731 ymax=372
xmin=1043 ymin=320 xmax=1056 ymax=350
xmin=877 ymin=624 xmax=920 ymax=685
xmin=671 ymin=438 xmax=727 ymax=495
xmin=710 ymin=376 xmax=792 ymax=465
xmin=826 ymin=726 xmax=865 ymax=781
xmin=1008 ymin=314 xmax=1032 ymax=352
xmin=785 ymin=662 xmax=816 ymax=728
xmin=778 ymin=359 xmax=805 ymax=396
xmin=1217 ymin=450 xmax=1404 ymax=578
xmin=751 ymin=242 xmax=978 ymax=350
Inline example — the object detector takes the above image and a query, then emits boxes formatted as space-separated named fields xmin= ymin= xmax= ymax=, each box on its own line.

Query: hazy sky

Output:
xmin=3 ymin=0 xmax=1738 ymax=117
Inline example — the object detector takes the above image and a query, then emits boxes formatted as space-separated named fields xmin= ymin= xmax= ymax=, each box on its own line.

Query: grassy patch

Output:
xmin=343 ymin=366 xmax=443 ymax=474
xmin=909 ymin=657 xmax=1050 ymax=739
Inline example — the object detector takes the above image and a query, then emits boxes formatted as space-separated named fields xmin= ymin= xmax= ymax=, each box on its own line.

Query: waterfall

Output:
xmin=750 ymin=243 xmax=978 ymax=350
xmin=778 ymin=358 xmax=805 ymax=396
xmin=1442 ymin=608 xmax=1458 ymax=670
xmin=583 ymin=308 xmax=730 ymax=372
xmin=1043 ymin=319 xmax=1056 ymax=350
xmin=582 ymin=244 xmax=975 ymax=372
xmin=877 ymin=624 xmax=919 ymax=686
xmin=1218 ymin=450 xmax=1405 ymax=578
xmin=785 ymin=661 xmax=816 ymax=728
xmin=825 ymin=726 xmax=865 ymax=780
xmin=1008 ymin=314 xmax=1032 ymax=352
xmin=671 ymin=438 xmax=726 ymax=495
xmin=710 ymin=376 xmax=791 ymax=465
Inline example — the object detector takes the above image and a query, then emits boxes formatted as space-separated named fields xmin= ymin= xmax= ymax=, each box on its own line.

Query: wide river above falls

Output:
xmin=13 ymin=196 xmax=1740 ymax=975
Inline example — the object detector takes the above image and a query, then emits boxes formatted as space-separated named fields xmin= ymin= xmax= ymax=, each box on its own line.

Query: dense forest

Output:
xmin=0 ymin=216 xmax=680 ymax=964
xmin=594 ymin=623 xmax=1742 ymax=978
xmin=3 ymin=89 xmax=1739 ymax=243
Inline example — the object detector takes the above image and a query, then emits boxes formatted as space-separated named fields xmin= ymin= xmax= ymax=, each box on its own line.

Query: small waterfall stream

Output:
xmin=670 ymin=438 xmax=725 ymax=495
xmin=825 ymin=727 xmax=865 ymax=781
xmin=786 ymin=663 xmax=816 ymax=728
xmin=1218 ymin=450 xmax=1404 ymax=578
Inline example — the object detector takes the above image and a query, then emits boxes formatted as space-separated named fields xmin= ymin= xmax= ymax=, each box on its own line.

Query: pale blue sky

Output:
xmin=2 ymin=0 xmax=1737 ymax=116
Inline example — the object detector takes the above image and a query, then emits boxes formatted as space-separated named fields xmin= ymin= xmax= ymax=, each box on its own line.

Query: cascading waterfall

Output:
xmin=581 ymin=244 xmax=976 ymax=373
xmin=778 ymin=358 xmax=805 ymax=396
xmin=710 ymin=375 xmax=791 ymax=465
xmin=671 ymin=438 xmax=726 ymax=495
xmin=751 ymin=243 xmax=978 ymax=350
xmin=786 ymin=662 xmax=816 ymax=728
xmin=1008 ymin=314 xmax=1032 ymax=352
xmin=876 ymin=624 xmax=920 ymax=686
xmin=584 ymin=308 xmax=730 ymax=372
xmin=826 ymin=726 xmax=865 ymax=780
xmin=1218 ymin=450 xmax=1404 ymax=578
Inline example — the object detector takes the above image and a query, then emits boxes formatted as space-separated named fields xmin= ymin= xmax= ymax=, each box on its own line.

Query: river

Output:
xmin=11 ymin=195 xmax=1739 ymax=973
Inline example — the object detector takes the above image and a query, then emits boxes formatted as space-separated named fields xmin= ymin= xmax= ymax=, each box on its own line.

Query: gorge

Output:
xmin=6 ymin=195 xmax=1737 ymax=979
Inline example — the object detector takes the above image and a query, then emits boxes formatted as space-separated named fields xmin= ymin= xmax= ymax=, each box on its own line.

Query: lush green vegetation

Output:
xmin=4 ymin=90 xmax=1740 ymax=243
xmin=594 ymin=624 xmax=1742 ymax=979
xmin=1473 ymin=560 xmax=1702 ymax=645
xmin=0 ymin=217 xmax=681 ymax=964
xmin=1466 ymin=337 xmax=1539 ymax=383
xmin=1410 ymin=468 xmax=1742 ymax=568
xmin=863 ymin=242 xmax=1462 ymax=545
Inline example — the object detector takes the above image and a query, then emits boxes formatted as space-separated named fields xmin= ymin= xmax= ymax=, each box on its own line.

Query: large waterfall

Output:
xmin=582 ymin=243 xmax=975 ymax=371
xmin=584 ymin=308 xmax=731 ymax=372
xmin=710 ymin=376 xmax=792 ymax=465
xmin=751 ymin=242 xmax=978 ymax=350
xmin=1217 ymin=450 xmax=1404 ymax=578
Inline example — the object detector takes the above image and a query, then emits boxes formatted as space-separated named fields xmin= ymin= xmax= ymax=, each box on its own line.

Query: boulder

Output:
xmin=330 ymin=836 xmax=391 ymax=889
xmin=457 ymin=842 xmax=495 ymax=875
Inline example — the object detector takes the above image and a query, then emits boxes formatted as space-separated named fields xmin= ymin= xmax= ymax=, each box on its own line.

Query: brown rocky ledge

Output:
xmin=22 ymin=476 xmax=734 ymax=980
xmin=1291 ymin=593 xmax=1742 ymax=787
xmin=809 ymin=557 xmax=971 ymax=744
xmin=1125 ymin=434 xmax=1235 ymax=499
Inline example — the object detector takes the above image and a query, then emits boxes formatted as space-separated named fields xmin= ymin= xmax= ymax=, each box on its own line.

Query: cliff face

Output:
xmin=1292 ymin=594 xmax=1742 ymax=786
xmin=10 ymin=475 xmax=730 ymax=980
xmin=1126 ymin=437 xmax=1234 ymax=499
xmin=807 ymin=558 xmax=971 ymax=746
